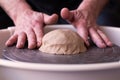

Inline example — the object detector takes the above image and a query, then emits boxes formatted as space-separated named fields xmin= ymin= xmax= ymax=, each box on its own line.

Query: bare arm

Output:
xmin=78 ymin=0 xmax=109 ymax=20
xmin=78 ymin=0 xmax=112 ymax=48
xmin=0 ymin=0 xmax=58 ymax=49
xmin=61 ymin=0 xmax=112 ymax=48
xmin=0 ymin=0 xmax=32 ymax=23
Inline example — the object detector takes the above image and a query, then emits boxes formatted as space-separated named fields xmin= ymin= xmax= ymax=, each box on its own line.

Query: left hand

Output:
xmin=61 ymin=8 xmax=112 ymax=48
xmin=5 ymin=9 xmax=58 ymax=49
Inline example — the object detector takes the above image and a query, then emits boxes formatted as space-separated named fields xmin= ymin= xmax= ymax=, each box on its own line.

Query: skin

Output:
xmin=0 ymin=0 xmax=113 ymax=49
xmin=61 ymin=0 xmax=113 ymax=48
xmin=8 ymin=10 xmax=58 ymax=49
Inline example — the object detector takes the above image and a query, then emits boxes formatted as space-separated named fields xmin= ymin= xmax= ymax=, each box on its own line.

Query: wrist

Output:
xmin=12 ymin=1 xmax=32 ymax=22
xmin=0 ymin=0 xmax=32 ymax=23
xmin=77 ymin=0 xmax=108 ymax=19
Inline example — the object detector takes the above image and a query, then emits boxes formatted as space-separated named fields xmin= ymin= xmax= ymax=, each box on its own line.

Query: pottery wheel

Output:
xmin=2 ymin=44 xmax=120 ymax=64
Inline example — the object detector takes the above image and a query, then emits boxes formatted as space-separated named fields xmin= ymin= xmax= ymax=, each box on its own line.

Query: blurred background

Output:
xmin=97 ymin=0 xmax=120 ymax=27
xmin=0 ymin=0 xmax=120 ymax=29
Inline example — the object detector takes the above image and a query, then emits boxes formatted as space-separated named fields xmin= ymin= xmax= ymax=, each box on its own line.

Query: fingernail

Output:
xmin=107 ymin=41 xmax=113 ymax=47
xmin=37 ymin=42 xmax=42 ymax=48
xmin=86 ymin=40 xmax=90 ymax=47
xmin=5 ymin=40 xmax=11 ymax=46
xmin=99 ymin=42 xmax=106 ymax=48
xmin=16 ymin=42 xmax=24 ymax=48
xmin=28 ymin=44 xmax=36 ymax=49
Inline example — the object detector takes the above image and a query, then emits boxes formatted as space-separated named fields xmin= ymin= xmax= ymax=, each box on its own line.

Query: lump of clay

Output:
xmin=39 ymin=29 xmax=87 ymax=54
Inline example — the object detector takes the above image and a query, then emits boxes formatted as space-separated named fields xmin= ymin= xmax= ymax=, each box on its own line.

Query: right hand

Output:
xmin=5 ymin=9 xmax=58 ymax=49
xmin=61 ymin=8 xmax=112 ymax=48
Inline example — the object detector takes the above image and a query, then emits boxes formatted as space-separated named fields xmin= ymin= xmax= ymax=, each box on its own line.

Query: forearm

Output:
xmin=0 ymin=0 xmax=32 ymax=22
xmin=78 ymin=0 xmax=108 ymax=19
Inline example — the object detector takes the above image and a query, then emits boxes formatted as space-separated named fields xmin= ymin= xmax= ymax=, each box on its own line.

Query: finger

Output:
xmin=89 ymin=27 xmax=106 ymax=48
xmin=26 ymin=28 xmax=37 ymax=49
xmin=33 ymin=23 xmax=44 ymax=48
xmin=16 ymin=32 xmax=27 ymax=48
xmin=5 ymin=34 xmax=18 ymax=46
xmin=60 ymin=8 xmax=73 ymax=22
xmin=76 ymin=21 xmax=90 ymax=46
xmin=97 ymin=29 xmax=113 ymax=47
xmin=44 ymin=13 xmax=58 ymax=24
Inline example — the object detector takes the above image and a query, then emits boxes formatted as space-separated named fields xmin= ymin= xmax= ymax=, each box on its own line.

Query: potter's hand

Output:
xmin=6 ymin=9 xmax=58 ymax=49
xmin=61 ymin=8 xmax=112 ymax=48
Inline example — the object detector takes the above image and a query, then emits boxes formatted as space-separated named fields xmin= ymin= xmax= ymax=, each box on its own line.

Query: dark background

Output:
xmin=0 ymin=0 xmax=120 ymax=29
xmin=97 ymin=0 xmax=120 ymax=27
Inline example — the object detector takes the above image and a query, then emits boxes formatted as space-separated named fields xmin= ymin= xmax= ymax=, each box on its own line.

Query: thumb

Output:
xmin=60 ymin=8 xmax=74 ymax=22
xmin=44 ymin=13 xmax=58 ymax=24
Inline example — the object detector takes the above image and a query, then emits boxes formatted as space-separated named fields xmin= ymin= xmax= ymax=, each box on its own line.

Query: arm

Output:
xmin=78 ymin=0 xmax=109 ymax=20
xmin=61 ymin=0 xmax=112 ymax=48
xmin=78 ymin=0 xmax=112 ymax=48
xmin=0 ymin=0 xmax=32 ymax=23
xmin=0 ymin=0 xmax=58 ymax=49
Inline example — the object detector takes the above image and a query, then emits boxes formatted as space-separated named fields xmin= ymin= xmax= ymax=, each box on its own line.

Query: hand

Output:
xmin=6 ymin=9 xmax=58 ymax=49
xmin=61 ymin=8 xmax=112 ymax=48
